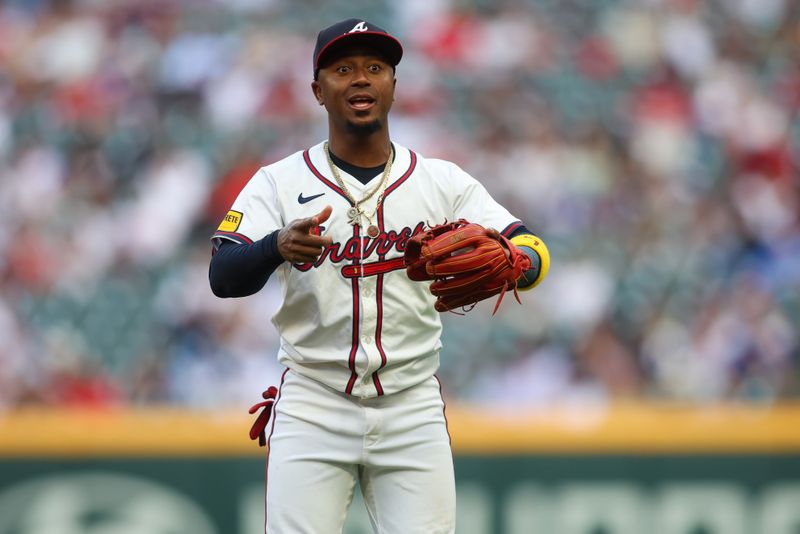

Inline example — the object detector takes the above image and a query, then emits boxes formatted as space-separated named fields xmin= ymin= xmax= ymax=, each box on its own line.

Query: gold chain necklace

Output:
xmin=324 ymin=142 xmax=393 ymax=237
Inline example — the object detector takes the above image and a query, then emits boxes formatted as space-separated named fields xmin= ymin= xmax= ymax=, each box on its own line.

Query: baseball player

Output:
xmin=209 ymin=18 xmax=550 ymax=534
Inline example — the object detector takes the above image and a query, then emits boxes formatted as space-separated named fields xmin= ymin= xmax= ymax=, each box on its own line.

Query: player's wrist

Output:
xmin=510 ymin=234 xmax=550 ymax=290
xmin=262 ymin=230 xmax=284 ymax=262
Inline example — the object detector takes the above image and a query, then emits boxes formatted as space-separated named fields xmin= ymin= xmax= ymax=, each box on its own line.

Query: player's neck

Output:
xmin=327 ymin=131 xmax=392 ymax=168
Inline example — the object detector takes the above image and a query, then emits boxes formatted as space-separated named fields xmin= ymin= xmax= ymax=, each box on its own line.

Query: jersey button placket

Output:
xmin=359 ymin=278 xmax=380 ymax=382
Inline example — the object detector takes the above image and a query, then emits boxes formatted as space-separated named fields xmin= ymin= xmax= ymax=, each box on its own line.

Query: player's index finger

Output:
xmin=297 ymin=205 xmax=333 ymax=229
xmin=313 ymin=205 xmax=333 ymax=225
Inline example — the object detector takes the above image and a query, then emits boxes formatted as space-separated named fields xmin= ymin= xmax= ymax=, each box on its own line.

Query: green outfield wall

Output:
xmin=1 ymin=405 xmax=798 ymax=533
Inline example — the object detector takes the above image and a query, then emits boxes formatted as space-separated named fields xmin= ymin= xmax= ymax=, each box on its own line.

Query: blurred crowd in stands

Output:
xmin=0 ymin=0 xmax=798 ymax=410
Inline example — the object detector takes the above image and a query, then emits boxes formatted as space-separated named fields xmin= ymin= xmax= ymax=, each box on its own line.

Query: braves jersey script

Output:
xmin=212 ymin=141 xmax=523 ymax=398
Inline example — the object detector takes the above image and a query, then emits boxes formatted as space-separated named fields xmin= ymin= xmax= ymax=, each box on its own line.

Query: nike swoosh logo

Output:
xmin=298 ymin=192 xmax=326 ymax=204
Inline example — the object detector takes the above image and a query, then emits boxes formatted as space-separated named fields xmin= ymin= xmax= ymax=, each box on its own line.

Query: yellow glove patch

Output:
xmin=510 ymin=234 xmax=550 ymax=290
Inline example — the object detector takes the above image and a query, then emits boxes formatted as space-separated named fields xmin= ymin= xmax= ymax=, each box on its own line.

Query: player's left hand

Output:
xmin=404 ymin=219 xmax=532 ymax=314
xmin=277 ymin=205 xmax=333 ymax=263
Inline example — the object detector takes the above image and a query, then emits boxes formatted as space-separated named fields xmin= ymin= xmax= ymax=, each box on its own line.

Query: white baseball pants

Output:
xmin=264 ymin=369 xmax=456 ymax=534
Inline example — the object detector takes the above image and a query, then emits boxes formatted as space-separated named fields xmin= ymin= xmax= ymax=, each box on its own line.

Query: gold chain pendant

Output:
xmin=324 ymin=142 xmax=393 ymax=230
xmin=347 ymin=207 xmax=361 ymax=226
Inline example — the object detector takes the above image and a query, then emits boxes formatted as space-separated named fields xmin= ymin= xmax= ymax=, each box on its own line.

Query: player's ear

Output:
xmin=311 ymin=80 xmax=324 ymax=105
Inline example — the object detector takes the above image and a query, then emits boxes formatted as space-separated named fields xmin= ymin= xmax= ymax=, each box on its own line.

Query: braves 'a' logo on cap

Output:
xmin=348 ymin=21 xmax=368 ymax=33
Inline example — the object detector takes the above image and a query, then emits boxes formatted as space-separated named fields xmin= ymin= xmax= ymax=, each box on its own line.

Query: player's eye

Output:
xmin=336 ymin=65 xmax=351 ymax=74
xmin=367 ymin=64 xmax=382 ymax=73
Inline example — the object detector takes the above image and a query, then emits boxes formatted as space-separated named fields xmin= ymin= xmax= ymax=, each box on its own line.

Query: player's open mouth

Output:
xmin=348 ymin=94 xmax=375 ymax=110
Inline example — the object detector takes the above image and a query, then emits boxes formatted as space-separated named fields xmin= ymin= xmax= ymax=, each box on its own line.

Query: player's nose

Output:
xmin=350 ymin=68 xmax=370 ymax=86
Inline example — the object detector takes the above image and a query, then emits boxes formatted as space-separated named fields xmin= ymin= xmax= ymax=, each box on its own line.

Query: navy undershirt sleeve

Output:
xmin=508 ymin=225 xmax=532 ymax=239
xmin=209 ymin=231 xmax=283 ymax=297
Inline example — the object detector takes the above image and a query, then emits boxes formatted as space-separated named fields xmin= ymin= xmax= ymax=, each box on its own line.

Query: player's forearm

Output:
xmin=508 ymin=226 xmax=550 ymax=290
xmin=511 ymin=234 xmax=550 ymax=290
xmin=209 ymin=232 xmax=283 ymax=297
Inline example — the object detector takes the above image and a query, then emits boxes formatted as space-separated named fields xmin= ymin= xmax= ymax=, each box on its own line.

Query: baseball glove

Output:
xmin=404 ymin=219 xmax=532 ymax=314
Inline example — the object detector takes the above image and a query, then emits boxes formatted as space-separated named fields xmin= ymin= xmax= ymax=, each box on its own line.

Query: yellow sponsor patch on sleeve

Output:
xmin=217 ymin=210 xmax=243 ymax=233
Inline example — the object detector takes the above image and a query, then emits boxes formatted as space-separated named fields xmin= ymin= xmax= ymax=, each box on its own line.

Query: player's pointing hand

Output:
xmin=309 ymin=204 xmax=333 ymax=228
xmin=278 ymin=205 xmax=334 ymax=263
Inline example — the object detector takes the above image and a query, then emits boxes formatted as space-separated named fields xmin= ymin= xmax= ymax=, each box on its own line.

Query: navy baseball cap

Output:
xmin=313 ymin=19 xmax=403 ymax=79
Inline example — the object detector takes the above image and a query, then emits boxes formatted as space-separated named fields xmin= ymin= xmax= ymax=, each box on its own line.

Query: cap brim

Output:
xmin=315 ymin=32 xmax=403 ymax=71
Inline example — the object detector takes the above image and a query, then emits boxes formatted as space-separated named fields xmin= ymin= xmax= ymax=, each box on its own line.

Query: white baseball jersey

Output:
xmin=212 ymin=141 xmax=522 ymax=398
